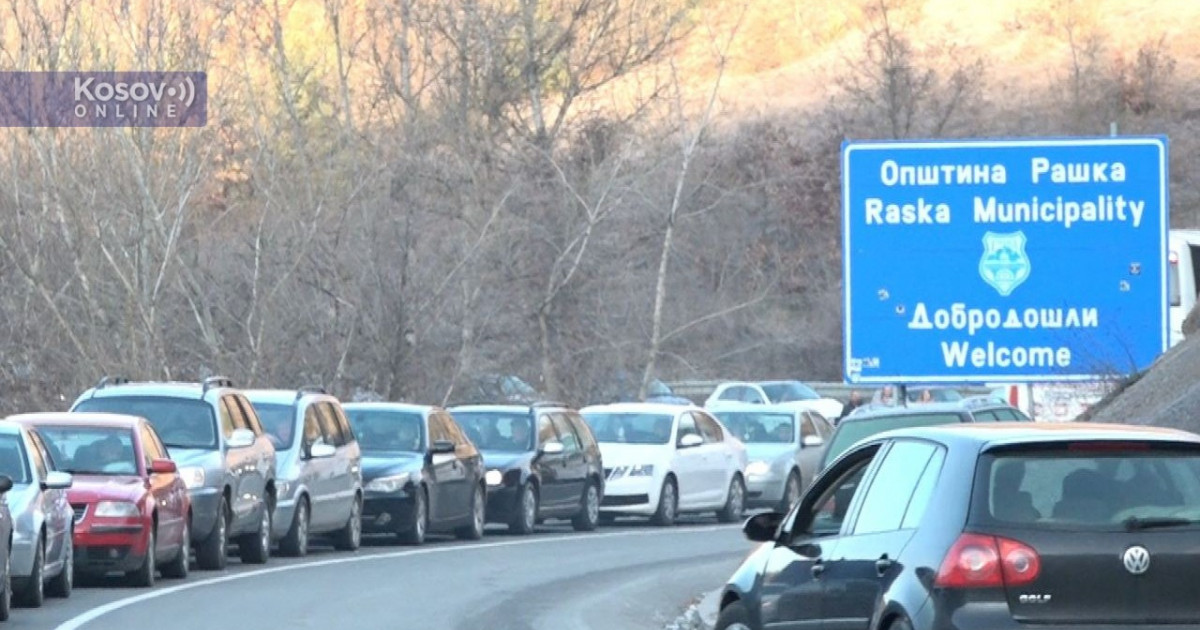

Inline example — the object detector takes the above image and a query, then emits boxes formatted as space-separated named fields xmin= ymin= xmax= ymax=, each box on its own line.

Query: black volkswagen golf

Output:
xmin=715 ymin=422 xmax=1200 ymax=630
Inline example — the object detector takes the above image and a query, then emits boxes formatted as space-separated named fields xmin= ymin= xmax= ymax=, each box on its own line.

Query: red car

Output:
xmin=7 ymin=412 xmax=191 ymax=587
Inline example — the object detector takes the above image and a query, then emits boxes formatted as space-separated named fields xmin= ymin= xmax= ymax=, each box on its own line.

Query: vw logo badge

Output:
xmin=1122 ymin=545 xmax=1151 ymax=575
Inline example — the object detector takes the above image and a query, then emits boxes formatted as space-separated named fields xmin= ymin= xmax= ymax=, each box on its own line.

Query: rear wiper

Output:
xmin=1123 ymin=516 xmax=1199 ymax=531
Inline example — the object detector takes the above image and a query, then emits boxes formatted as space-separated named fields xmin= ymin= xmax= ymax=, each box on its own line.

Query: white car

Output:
xmin=703 ymin=380 xmax=845 ymax=420
xmin=579 ymin=403 xmax=747 ymax=526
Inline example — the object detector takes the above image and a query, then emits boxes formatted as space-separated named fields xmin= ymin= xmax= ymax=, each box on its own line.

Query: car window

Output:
xmin=452 ymin=410 xmax=534 ymax=452
xmin=218 ymin=398 xmax=237 ymax=439
xmin=791 ymin=457 xmax=873 ymax=541
xmin=581 ymin=412 xmax=674 ymax=445
xmin=144 ymin=423 xmax=170 ymax=460
xmin=694 ymin=412 xmax=724 ymax=443
xmin=710 ymin=410 xmax=793 ymax=444
xmin=26 ymin=432 xmax=49 ymax=479
xmin=800 ymin=414 xmax=817 ymax=440
xmin=316 ymin=403 xmax=346 ymax=446
xmin=302 ymin=404 xmax=323 ymax=451
xmin=717 ymin=386 xmax=744 ymax=401
xmin=568 ymin=413 xmax=598 ymax=451
xmin=812 ymin=413 xmax=833 ymax=440
xmin=992 ymin=408 xmax=1023 ymax=421
xmin=537 ymin=413 xmax=558 ymax=447
xmin=72 ymin=396 xmax=219 ymax=450
xmin=901 ymin=447 xmax=946 ymax=529
xmin=331 ymin=404 xmax=357 ymax=444
xmin=822 ymin=412 xmax=964 ymax=469
xmin=436 ymin=413 xmax=468 ymax=446
xmin=851 ymin=440 xmax=939 ymax=535
xmin=972 ymin=410 xmax=999 ymax=421
xmin=677 ymin=413 xmax=699 ymax=445
xmin=345 ymin=408 xmax=424 ymax=452
xmin=225 ymin=396 xmax=251 ymax=431
xmin=139 ymin=424 xmax=160 ymax=468
xmin=549 ymin=413 xmax=580 ymax=453
xmin=0 ymin=434 xmax=30 ymax=484
xmin=235 ymin=395 xmax=265 ymax=434
xmin=428 ymin=413 xmax=454 ymax=444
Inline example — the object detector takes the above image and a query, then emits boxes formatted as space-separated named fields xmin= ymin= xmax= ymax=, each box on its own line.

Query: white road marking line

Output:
xmin=55 ymin=524 xmax=740 ymax=630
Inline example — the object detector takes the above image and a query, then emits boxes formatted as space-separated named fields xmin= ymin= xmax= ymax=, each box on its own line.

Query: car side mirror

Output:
xmin=42 ymin=471 xmax=72 ymax=490
xmin=310 ymin=443 xmax=337 ymax=459
xmin=227 ymin=428 xmax=256 ymax=449
xmin=540 ymin=440 xmax=565 ymax=455
xmin=431 ymin=440 xmax=456 ymax=454
xmin=677 ymin=433 xmax=703 ymax=449
xmin=743 ymin=510 xmax=784 ymax=543
xmin=0 ymin=475 xmax=12 ymax=494
xmin=802 ymin=435 xmax=824 ymax=448
xmin=149 ymin=459 xmax=177 ymax=474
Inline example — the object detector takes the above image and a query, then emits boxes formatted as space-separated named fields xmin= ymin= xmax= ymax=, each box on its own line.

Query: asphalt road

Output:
xmin=13 ymin=516 xmax=750 ymax=630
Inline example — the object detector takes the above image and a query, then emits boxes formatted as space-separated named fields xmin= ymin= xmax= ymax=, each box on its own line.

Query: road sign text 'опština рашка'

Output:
xmin=842 ymin=137 xmax=1168 ymax=384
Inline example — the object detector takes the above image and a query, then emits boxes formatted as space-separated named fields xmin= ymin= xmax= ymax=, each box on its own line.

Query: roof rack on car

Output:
xmin=95 ymin=376 xmax=130 ymax=389
xmin=295 ymin=385 xmax=327 ymax=401
xmin=201 ymin=376 xmax=235 ymax=397
xmin=530 ymin=400 xmax=569 ymax=408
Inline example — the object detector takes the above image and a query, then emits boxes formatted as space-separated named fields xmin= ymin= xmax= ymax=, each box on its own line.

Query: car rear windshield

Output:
xmin=452 ymin=411 xmax=533 ymax=452
xmin=971 ymin=443 xmax=1200 ymax=531
xmin=35 ymin=426 xmax=139 ymax=475
xmin=73 ymin=396 xmax=218 ymax=450
xmin=581 ymin=412 xmax=674 ymax=445
xmin=0 ymin=435 xmax=29 ymax=484
xmin=822 ymin=412 xmax=963 ymax=468
xmin=345 ymin=409 xmax=425 ymax=453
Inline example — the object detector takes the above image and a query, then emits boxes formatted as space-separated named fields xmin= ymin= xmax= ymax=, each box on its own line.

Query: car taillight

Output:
xmin=934 ymin=533 xmax=1041 ymax=588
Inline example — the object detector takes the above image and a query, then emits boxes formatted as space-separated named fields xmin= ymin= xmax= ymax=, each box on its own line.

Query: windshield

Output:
xmin=250 ymin=403 xmax=298 ymax=450
xmin=0 ymin=435 xmax=29 ymax=484
xmin=822 ymin=412 xmax=963 ymax=468
xmin=971 ymin=447 xmax=1200 ymax=531
xmin=452 ymin=411 xmax=532 ymax=452
xmin=73 ymin=396 xmax=217 ymax=450
xmin=345 ymin=409 xmax=425 ymax=453
xmin=35 ymin=426 xmax=138 ymax=475
xmin=710 ymin=411 xmax=794 ymax=443
xmin=760 ymin=382 xmax=819 ymax=402
xmin=581 ymin=412 xmax=674 ymax=445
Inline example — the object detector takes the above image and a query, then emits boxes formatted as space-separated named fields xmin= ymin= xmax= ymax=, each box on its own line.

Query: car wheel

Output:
xmin=398 ymin=486 xmax=427 ymax=545
xmin=717 ymin=475 xmax=746 ymax=523
xmin=571 ymin=481 xmax=600 ymax=532
xmin=778 ymin=471 xmax=801 ymax=513
xmin=280 ymin=497 xmax=310 ymax=557
xmin=333 ymin=494 xmax=363 ymax=551
xmin=16 ymin=534 xmax=44 ymax=607
xmin=455 ymin=484 xmax=486 ymax=540
xmin=160 ymin=517 xmax=189 ymax=579
xmin=714 ymin=600 xmax=752 ymax=630
xmin=196 ymin=497 xmax=229 ymax=571
xmin=508 ymin=482 xmax=537 ymax=535
xmin=46 ymin=529 xmax=71 ymax=598
xmin=238 ymin=504 xmax=271 ymax=564
xmin=128 ymin=528 xmax=156 ymax=588
xmin=0 ymin=545 xmax=10 ymax=621
xmin=650 ymin=477 xmax=678 ymax=526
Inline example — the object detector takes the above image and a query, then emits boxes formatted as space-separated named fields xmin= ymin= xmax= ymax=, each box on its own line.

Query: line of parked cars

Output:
xmin=0 ymin=374 xmax=868 ymax=622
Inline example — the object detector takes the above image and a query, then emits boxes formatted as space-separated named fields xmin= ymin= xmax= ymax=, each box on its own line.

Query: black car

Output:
xmin=821 ymin=399 xmax=1032 ymax=471
xmin=342 ymin=402 xmax=486 ymax=545
xmin=448 ymin=403 xmax=604 ymax=534
xmin=715 ymin=422 xmax=1200 ymax=630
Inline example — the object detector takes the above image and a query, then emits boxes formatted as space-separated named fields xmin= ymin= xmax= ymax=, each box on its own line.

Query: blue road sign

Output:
xmin=842 ymin=136 xmax=1168 ymax=384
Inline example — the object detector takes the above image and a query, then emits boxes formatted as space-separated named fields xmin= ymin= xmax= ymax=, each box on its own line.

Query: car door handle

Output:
xmin=875 ymin=555 xmax=893 ymax=576
xmin=811 ymin=561 xmax=825 ymax=578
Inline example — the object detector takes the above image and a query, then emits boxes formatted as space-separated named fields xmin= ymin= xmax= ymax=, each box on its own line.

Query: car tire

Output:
xmin=778 ymin=471 xmax=802 ymax=513
xmin=714 ymin=600 xmax=752 ymax=630
xmin=16 ymin=534 xmax=44 ymax=607
xmin=160 ymin=517 xmax=189 ymax=579
xmin=455 ymin=484 xmax=486 ymax=540
xmin=717 ymin=475 xmax=746 ymax=523
xmin=398 ymin=486 xmax=428 ymax=545
xmin=280 ymin=496 xmax=310 ymax=557
xmin=571 ymin=480 xmax=600 ymax=532
xmin=332 ymin=494 xmax=363 ymax=551
xmin=46 ymin=529 xmax=71 ymax=598
xmin=0 ymin=545 xmax=11 ymax=621
xmin=507 ymin=482 xmax=537 ymax=535
xmin=650 ymin=477 xmax=678 ymax=526
xmin=129 ymin=528 xmax=156 ymax=588
xmin=238 ymin=504 xmax=271 ymax=564
xmin=196 ymin=497 xmax=229 ymax=571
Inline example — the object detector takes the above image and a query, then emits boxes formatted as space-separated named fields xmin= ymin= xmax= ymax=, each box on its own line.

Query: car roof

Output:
xmin=869 ymin=421 xmax=1200 ymax=450
xmin=242 ymin=388 xmax=336 ymax=406
xmin=6 ymin=412 xmax=142 ymax=429
xmin=76 ymin=381 xmax=230 ymax=401
xmin=342 ymin=402 xmax=435 ymax=416
xmin=840 ymin=402 xmax=970 ymax=421
xmin=705 ymin=402 xmax=802 ymax=414
xmin=580 ymin=402 xmax=699 ymax=414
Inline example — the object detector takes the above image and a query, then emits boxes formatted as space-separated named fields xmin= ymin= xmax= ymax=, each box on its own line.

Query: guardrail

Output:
xmin=662 ymin=380 xmax=994 ymax=402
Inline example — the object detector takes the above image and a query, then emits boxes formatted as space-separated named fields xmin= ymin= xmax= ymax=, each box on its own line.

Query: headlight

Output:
xmin=94 ymin=501 xmax=141 ymax=518
xmin=179 ymin=466 xmax=205 ymax=489
xmin=628 ymin=464 xmax=654 ymax=477
xmin=746 ymin=461 xmax=771 ymax=476
xmin=276 ymin=481 xmax=291 ymax=498
xmin=365 ymin=474 xmax=414 ymax=494
xmin=485 ymin=469 xmax=504 ymax=486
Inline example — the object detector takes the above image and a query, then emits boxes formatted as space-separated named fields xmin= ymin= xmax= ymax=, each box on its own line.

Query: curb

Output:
xmin=665 ymin=588 xmax=723 ymax=630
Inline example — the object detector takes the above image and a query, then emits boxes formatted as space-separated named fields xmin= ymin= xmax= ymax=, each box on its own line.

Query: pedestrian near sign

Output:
xmin=841 ymin=136 xmax=1168 ymax=384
